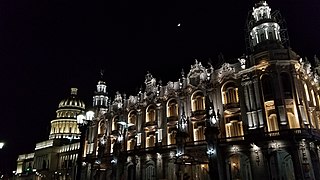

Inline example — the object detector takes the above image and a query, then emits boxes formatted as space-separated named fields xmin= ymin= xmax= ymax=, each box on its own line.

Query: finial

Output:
xmin=71 ymin=88 xmax=78 ymax=95
xmin=100 ymin=69 xmax=105 ymax=80
xmin=181 ymin=68 xmax=185 ymax=78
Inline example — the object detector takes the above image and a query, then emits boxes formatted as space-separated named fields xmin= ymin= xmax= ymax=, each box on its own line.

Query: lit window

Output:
xmin=167 ymin=99 xmax=178 ymax=117
xmin=304 ymin=83 xmax=310 ymax=102
xmin=191 ymin=92 xmax=205 ymax=111
xmin=146 ymin=106 xmax=156 ymax=122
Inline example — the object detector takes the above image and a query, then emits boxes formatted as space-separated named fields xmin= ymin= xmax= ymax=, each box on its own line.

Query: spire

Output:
xmin=100 ymin=69 xmax=104 ymax=80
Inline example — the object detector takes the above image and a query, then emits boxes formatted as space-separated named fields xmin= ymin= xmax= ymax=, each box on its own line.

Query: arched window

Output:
xmin=262 ymin=75 xmax=278 ymax=132
xmin=222 ymin=82 xmax=239 ymax=105
xmin=167 ymin=99 xmax=178 ymax=118
xmin=267 ymin=114 xmax=279 ymax=132
xmin=146 ymin=133 xmax=155 ymax=148
xmin=167 ymin=128 xmax=176 ymax=145
xmin=281 ymin=73 xmax=299 ymax=129
xmin=287 ymin=112 xmax=299 ymax=129
xmin=146 ymin=105 xmax=156 ymax=123
xmin=225 ymin=116 xmax=244 ymax=140
xmin=145 ymin=162 xmax=155 ymax=180
xmin=127 ymin=138 xmax=135 ymax=151
xmin=191 ymin=91 xmax=205 ymax=112
xmin=193 ymin=122 xmax=205 ymax=141
xmin=128 ymin=111 xmax=137 ymax=125
xmin=98 ymin=120 xmax=106 ymax=134
xmin=112 ymin=116 xmax=119 ymax=131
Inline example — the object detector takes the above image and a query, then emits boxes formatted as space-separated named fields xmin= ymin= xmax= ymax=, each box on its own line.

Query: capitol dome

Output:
xmin=58 ymin=88 xmax=85 ymax=110
xmin=49 ymin=88 xmax=86 ymax=140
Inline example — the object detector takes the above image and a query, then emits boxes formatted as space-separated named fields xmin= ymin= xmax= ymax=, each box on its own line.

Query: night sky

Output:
xmin=0 ymin=0 xmax=319 ymax=173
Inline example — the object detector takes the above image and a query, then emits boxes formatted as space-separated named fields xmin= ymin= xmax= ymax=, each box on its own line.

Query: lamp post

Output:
xmin=0 ymin=142 xmax=4 ymax=179
xmin=76 ymin=111 xmax=94 ymax=180
xmin=204 ymin=94 xmax=221 ymax=180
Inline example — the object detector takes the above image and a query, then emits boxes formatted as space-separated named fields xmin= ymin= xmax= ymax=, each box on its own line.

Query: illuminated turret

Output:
xmin=246 ymin=1 xmax=289 ymax=53
xmin=93 ymin=70 xmax=109 ymax=108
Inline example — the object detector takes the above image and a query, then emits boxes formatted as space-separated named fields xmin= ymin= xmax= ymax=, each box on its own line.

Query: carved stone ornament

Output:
xmin=128 ymin=95 xmax=138 ymax=107
xmin=187 ymin=60 xmax=208 ymax=87
xmin=144 ymin=72 xmax=157 ymax=95
xmin=112 ymin=91 xmax=123 ymax=109
xmin=217 ymin=63 xmax=235 ymax=82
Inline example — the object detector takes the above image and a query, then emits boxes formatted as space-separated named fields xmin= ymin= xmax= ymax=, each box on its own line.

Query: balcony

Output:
xmin=167 ymin=116 xmax=178 ymax=125
xmin=223 ymin=102 xmax=240 ymax=111
xmin=145 ymin=121 xmax=157 ymax=128
xmin=127 ymin=124 xmax=136 ymax=131
xmin=191 ymin=110 xmax=206 ymax=120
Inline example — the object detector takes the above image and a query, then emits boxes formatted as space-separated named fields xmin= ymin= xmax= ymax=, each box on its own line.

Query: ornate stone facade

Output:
xmin=80 ymin=2 xmax=320 ymax=180
xmin=15 ymin=1 xmax=320 ymax=180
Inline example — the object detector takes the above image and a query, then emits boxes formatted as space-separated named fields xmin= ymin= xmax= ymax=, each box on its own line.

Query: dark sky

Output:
xmin=0 ymin=0 xmax=319 ymax=173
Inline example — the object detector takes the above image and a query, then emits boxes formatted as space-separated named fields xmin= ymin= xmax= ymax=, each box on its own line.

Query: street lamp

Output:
xmin=76 ymin=111 xmax=94 ymax=180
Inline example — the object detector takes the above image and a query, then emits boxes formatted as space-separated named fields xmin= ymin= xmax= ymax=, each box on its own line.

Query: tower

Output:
xmin=246 ymin=1 xmax=289 ymax=53
xmin=93 ymin=70 xmax=109 ymax=109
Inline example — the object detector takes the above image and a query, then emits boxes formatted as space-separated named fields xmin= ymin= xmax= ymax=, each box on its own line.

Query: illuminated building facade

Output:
xmin=15 ymin=88 xmax=85 ymax=179
xmin=80 ymin=1 xmax=320 ymax=180
xmin=14 ymin=1 xmax=320 ymax=180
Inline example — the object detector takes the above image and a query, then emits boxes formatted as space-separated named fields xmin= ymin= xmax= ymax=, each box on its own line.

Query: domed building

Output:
xmin=49 ymin=88 xmax=85 ymax=140
xmin=15 ymin=88 xmax=86 ymax=180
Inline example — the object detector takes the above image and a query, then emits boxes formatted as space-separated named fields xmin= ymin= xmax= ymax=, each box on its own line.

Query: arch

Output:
xmin=193 ymin=122 xmax=205 ymax=141
xmin=225 ymin=117 xmax=244 ymax=140
xmin=98 ymin=120 xmax=106 ymax=135
xmin=127 ymin=163 xmax=135 ymax=180
xmin=191 ymin=91 xmax=205 ymax=112
xmin=221 ymin=81 xmax=239 ymax=105
xmin=226 ymin=153 xmax=252 ymax=180
xmin=268 ymin=150 xmax=295 ymax=180
xmin=146 ymin=133 xmax=155 ymax=148
xmin=287 ymin=112 xmax=299 ymax=129
xmin=127 ymin=138 xmax=135 ymax=151
xmin=146 ymin=105 xmax=156 ymax=123
xmin=310 ymin=150 xmax=320 ymax=179
xmin=145 ymin=160 xmax=156 ymax=180
xmin=261 ymin=74 xmax=279 ymax=132
xmin=167 ymin=127 xmax=176 ymax=145
xmin=280 ymin=72 xmax=300 ymax=129
xmin=166 ymin=98 xmax=178 ymax=118
xmin=128 ymin=111 xmax=137 ymax=125
xmin=267 ymin=114 xmax=279 ymax=132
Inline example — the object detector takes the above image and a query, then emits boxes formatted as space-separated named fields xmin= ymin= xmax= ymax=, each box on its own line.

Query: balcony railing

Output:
xmin=145 ymin=121 xmax=157 ymax=127
xmin=167 ymin=116 xmax=178 ymax=125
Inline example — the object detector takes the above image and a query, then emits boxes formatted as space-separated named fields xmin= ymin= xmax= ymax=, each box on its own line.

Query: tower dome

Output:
xmin=49 ymin=88 xmax=86 ymax=140
xmin=58 ymin=88 xmax=85 ymax=110
xmin=246 ymin=1 xmax=289 ymax=53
